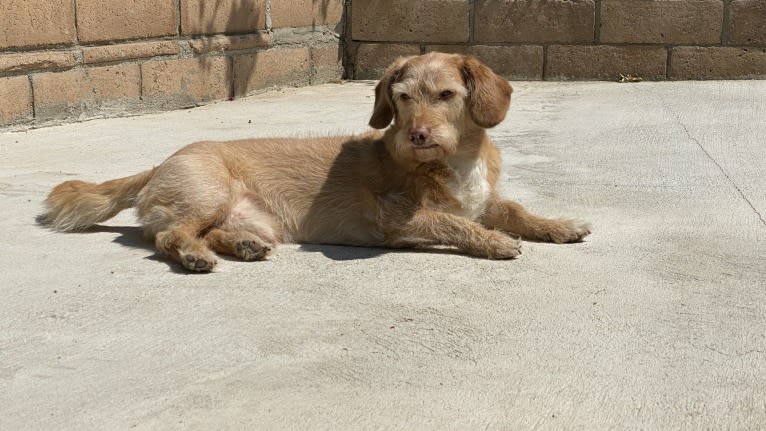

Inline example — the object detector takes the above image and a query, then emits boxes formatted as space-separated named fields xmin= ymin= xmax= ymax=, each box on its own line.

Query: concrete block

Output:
xmin=271 ymin=27 xmax=340 ymax=46
xmin=426 ymin=45 xmax=544 ymax=80
xmin=233 ymin=47 xmax=311 ymax=96
xmin=181 ymin=0 xmax=266 ymax=35
xmin=82 ymin=41 xmax=180 ymax=65
xmin=188 ymin=33 xmax=272 ymax=54
xmin=270 ymin=0 xmax=344 ymax=29
xmin=76 ymin=0 xmax=176 ymax=43
xmin=0 ymin=0 xmax=75 ymax=49
xmin=32 ymin=64 xmax=142 ymax=120
xmin=352 ymin=0 xmax=469 ymax=43
xmin=729 ymin=0 xmax=766 ymax=46
xmin=600 ymin=0 xmax=723 ymax=44
xmin=546 ymin=45 xmax=667 ymax=80
xmin=0 ymin=76 xmax=33 ymax=125
xmin=0 ymin=51 xmax=78 ymax=74
xmin=310 ymin=43 xmax=343 ymax=84
xmin=475 ymin=0 xmax=595 ymax=43
xmin=352 ymin=43 xmax=421 ymax=80
xmin=142 ymin=57 xmax=231 ymax=108
xmin=672 ymin=47 xmax=766 ymax=79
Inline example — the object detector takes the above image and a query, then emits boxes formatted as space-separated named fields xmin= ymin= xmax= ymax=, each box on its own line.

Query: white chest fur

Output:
xmin=446 ymin=158 xmax=491 ymax=221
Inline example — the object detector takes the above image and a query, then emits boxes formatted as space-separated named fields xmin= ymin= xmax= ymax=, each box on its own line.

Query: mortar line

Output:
xmin=28 ymin=75 xmax=36 ymax=119
xmin=666 ymin=46 xmax=673 ymax=79
xmin=665 ymin=99 xmax=766 ymax=227
xmin=72 ymin=0 xmax=79 ymax=44
xmin=594 ymin=0 xmax=601 ymax=43
xmin=139 ymin=60 xmax=144 ymax=100
xmin=468 ymin=0 xmax=476 ymax=44
xmin=265 ymin=0 xmax=272 ymax=31
xmin=175 ymin=0 xmax=181 ymax=36
xmin=721 ymin=0 xmax=731 ymax=46
xmin=342 ymin=0 xmax=353 ymax=79
xmin=227 ymin=55 xmax=234 ymax=98
xmin=308 ymin=43 xmax=315 ymax=85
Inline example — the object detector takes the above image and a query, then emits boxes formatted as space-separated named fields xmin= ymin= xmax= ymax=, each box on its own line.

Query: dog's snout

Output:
xmin=409 ymin=127 xmax=432 ymax=145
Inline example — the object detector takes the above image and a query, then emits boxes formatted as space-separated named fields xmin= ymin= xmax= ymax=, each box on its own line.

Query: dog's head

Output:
xmin=369 ymin=53 xmax=512 ymax=162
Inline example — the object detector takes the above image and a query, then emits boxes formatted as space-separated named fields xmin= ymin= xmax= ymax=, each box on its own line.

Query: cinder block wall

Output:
xmin=0 ymin=0 xmax=345 ymax=127
xmin=347 ymin=0 xmax=766 ymax=81
xmin=3 ymin=0 xmax=766 ymax=127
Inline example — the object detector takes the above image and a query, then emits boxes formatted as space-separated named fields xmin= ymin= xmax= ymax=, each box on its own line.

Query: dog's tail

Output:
xmin=38 ymin=168 xmax=157 ymax=232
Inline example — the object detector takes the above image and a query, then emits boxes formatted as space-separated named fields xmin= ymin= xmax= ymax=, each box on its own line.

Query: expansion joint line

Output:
xmin=665 ymin=101 xmax=766 ymax=228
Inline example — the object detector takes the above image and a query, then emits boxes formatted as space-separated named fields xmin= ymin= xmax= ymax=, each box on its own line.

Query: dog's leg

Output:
xmin=391 ymin=209 xmax=522 ymax=259
xmin=480 ymin=197 xmax=591 ymax=243
xmin=204 ymin=228 xmax=273 ymax=261
xmin=202 ymin=192 xmax=279 ymax=261
xmin=155 ymin=223 xmax=218 ymax=272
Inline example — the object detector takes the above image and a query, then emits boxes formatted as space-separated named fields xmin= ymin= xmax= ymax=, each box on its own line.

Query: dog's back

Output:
xmin=200 ymin=132 xmax=401 ymax=245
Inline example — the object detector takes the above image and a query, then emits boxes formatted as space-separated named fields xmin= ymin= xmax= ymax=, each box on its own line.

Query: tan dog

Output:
xmin=40 ymin=53 xmax=591 ymax=272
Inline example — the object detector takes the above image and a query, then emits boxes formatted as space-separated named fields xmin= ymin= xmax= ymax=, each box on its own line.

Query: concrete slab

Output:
xmin=1 ymin=80 xmax=765 ymax=429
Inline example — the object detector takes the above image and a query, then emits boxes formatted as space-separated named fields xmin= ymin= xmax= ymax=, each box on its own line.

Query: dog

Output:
xmin=40 ymin=53 xmax=591 ymax=272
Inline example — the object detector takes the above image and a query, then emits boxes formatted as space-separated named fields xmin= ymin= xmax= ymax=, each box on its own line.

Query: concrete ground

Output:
xmin=1 ymin=80 xmax=765 ymax=430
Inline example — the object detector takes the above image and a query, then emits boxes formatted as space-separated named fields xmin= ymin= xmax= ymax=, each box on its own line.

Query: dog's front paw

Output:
xmin=482 ymin=231 xmax=522 ymax=259
xmin=545 ymin=219 xmax=591 ymax=244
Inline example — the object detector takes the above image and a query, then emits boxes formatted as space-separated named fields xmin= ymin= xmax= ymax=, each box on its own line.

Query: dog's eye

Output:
xmin=400 ymin=93 xmax=411 ymax=101
xmin=439 ymin=90 xmax=455 ymax=100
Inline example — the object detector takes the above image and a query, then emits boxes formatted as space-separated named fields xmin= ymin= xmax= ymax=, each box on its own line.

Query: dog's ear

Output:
xmin=461 ymin=56 xmax=513 ymax=128
xmin=369 ymin=57 xmax=411 ymax=129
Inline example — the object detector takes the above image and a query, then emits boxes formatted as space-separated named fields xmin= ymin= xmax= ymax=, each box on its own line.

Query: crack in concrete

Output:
xmin=662 ymin=97 xmax=766 ymax=228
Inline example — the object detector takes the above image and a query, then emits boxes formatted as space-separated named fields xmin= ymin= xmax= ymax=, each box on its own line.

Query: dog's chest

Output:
xmin=445 ymin=158 xmax=491 ymax=220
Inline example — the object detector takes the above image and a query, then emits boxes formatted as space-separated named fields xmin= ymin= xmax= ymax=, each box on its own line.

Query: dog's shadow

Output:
xmin=85 ymin=225 xmax=197 ymax=274
xmin=299 ymin=243 xmax=467 ymax=261
xmin=88 ymin=225 xmax=148 ymax=249
xmin=75 ymin=226 xmax=467 ymax=271
xmin=90 ymin=225 xmax=389 ymax=269
xmin=298 ymin=244 xmax=390 ymax=261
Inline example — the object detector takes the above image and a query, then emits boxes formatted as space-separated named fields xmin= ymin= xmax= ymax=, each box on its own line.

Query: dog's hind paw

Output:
xmin=182 ymin=253 xmax=217 ymax=272
xmin=235 ymin=239 xmax=273 ymax=261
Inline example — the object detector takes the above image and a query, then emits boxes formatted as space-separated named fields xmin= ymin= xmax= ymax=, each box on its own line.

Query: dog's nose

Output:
xmin=408 ymin=127 xmax=431 ymax=145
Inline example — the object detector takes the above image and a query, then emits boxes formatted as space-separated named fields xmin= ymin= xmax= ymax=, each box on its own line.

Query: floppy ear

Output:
xmin=461 ymin=56 xmax=513 ymax=128
xmin=369 ymin=57 xmax=411 ymax=129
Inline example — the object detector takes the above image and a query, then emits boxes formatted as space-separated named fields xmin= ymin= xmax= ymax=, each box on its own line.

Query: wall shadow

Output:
xmin=189 ymin=0 xmax=270 ymax=99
